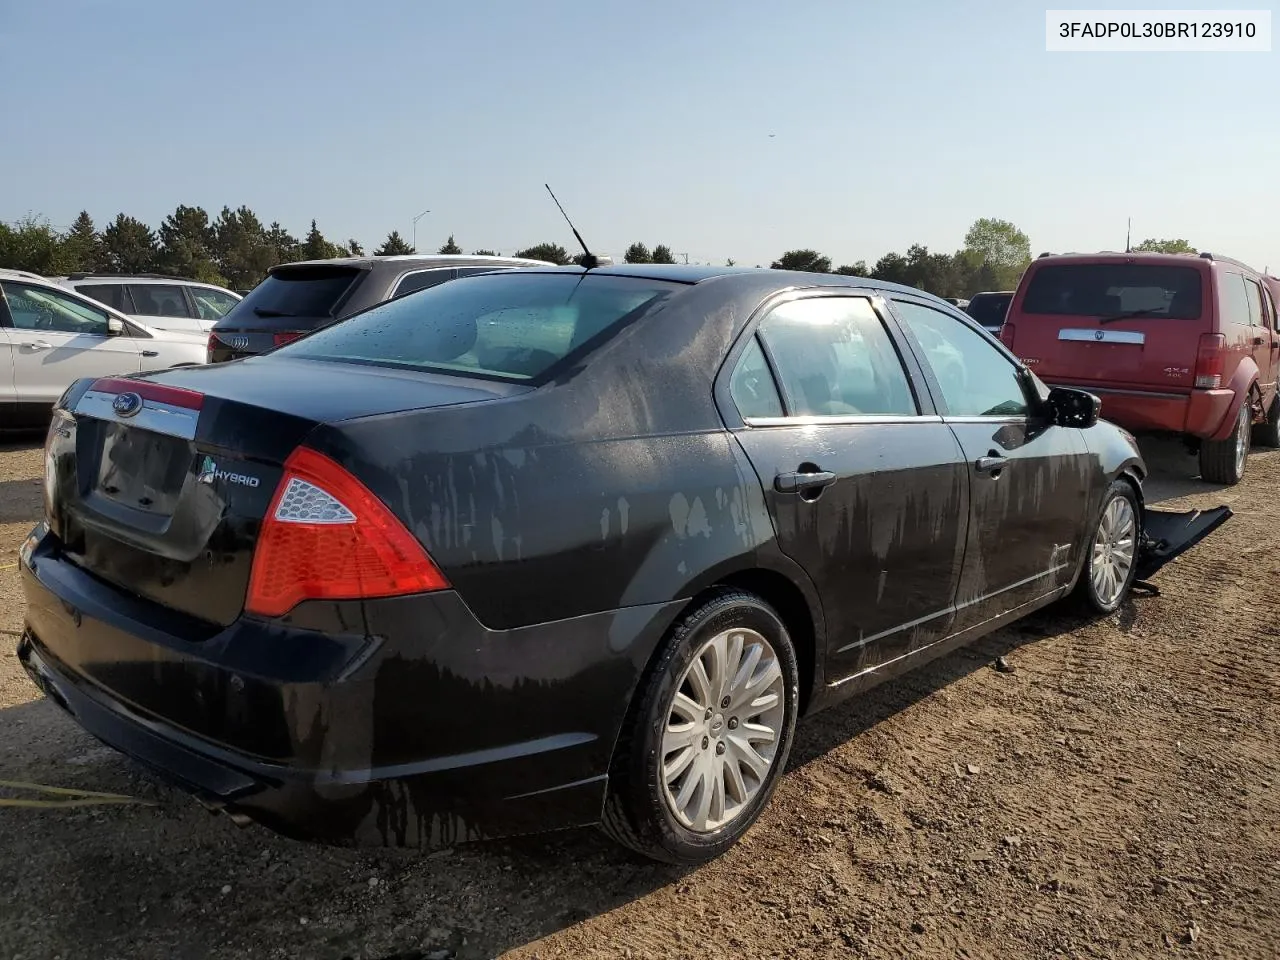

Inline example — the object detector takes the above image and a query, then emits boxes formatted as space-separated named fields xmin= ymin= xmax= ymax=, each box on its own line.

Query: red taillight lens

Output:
xmin=1194 ymin=333 xmax=1226 ymax=389
xmin=207 ymin=332 xmax=218 ymax=359
xmin=273 ymin=331 xmax=303 ymax=348
xmin=245 ymin=447 xmax=448 ymax=618
xmin=999 ymin=322 xmax=1016 ymax=349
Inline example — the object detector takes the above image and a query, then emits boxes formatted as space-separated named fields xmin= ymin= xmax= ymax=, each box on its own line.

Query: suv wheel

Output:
xmin=1199 ymin=402 xmax=1250 ymax=485
xmin=1252 ymin=393 xmax=1280 ymax=448
xmin=601 ymin=589 xmax=799 ymax=864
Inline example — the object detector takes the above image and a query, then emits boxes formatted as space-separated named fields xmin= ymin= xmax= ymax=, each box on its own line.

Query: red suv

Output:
xmin=1001 ymin=252 xmax=1279 ymax=484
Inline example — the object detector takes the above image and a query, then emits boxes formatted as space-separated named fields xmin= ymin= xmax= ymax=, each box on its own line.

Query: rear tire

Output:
xmin=1252 ymin=393 xmax=1280 ymax=448
xmin=600 ymin=589 xmax=799 ymax=865
xmin=1074 ymin=479 xmax=1141 ymax=614
xmin=1199 ymin=401 xmax=1250 ymax=485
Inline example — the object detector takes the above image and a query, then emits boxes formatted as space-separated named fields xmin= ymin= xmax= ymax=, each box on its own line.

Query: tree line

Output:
xmin=0 ymin=206 xmax=1198 ymax=297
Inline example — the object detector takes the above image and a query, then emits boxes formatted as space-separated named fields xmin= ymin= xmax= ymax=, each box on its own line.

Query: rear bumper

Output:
xmin=1043 ymin=382 xmax=1235 ymax=439
xmin=17 ymin=524 xmax=679 ymax=847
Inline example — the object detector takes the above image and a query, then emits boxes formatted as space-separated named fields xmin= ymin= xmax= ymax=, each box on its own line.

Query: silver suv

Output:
xmin=53 ymin=273 xmax=242 ymax=335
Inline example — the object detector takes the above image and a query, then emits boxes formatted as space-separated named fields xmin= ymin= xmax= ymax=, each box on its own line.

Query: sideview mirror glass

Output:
xmin=1046 ymin=386 xmax=1101 ymax=428
xmin=107 ymin=317 xmax=124 ymax=335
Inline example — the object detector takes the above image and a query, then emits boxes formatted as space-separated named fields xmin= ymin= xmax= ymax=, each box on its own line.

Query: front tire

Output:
xmin=601 ymin=589 xmax=799 ymax=865
xmin=1199 ymin=401 xmax=1250 ymax=484
xmin=1075 ymin=480 xmax=1141 ymax=614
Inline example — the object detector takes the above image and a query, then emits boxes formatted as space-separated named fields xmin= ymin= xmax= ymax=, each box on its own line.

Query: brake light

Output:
xmin=245 ymin=446 xmax=447 ymax=618
xmin=207 ymin=332 xmax=218 ymax=360
xmin=90 ymin=377 xmax=204 ymax=410
xmin=273 ymin=331 xmax=304 ymax=348
xmin=1194 ymin=333 xmax=1226 ymax=389
xmin=1000 ymin=323 xmax=1016 ymax=349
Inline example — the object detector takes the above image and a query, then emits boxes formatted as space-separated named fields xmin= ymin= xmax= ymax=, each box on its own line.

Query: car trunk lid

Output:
xmin=48 ymin=361 xmax=529 ymax=626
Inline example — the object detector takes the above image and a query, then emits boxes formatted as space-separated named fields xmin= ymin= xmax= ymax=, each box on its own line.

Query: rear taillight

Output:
xmin=207 ymin=332 xmax=218 ymax=360
xmin=273 ymin=331 xmax=304 ymax=348
xmin=999 ymin=323 xmax=1016 ymax=349
xmin=1194 ymin=333 xmax=1226 ymax=389
xmin=245 ymin=446 xmax=448 ymax=618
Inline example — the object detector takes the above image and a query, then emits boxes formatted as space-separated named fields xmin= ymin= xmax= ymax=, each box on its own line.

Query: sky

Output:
xmin=2 ymin=0 xmax=1278 ymax=270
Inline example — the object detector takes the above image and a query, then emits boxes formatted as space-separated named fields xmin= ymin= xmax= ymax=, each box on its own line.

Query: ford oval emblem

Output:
xmin=1094 ymin=329 xmax=1105 ymax=341
xmin=112 ymin=392 xmax=143 ymax=418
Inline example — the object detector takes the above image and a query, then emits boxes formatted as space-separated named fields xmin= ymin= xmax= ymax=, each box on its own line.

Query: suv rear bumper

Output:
xmin=17 ymin=524 xmax=678 ymax=848
xmin=1044 ymin=383 xmax=1236 ymax=439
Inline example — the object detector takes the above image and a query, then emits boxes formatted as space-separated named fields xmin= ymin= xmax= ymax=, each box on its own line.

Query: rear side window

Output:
xmin=1219 ymin=274 xmax=1251 ymax=327
xmin=730 ymin=337 xmax=784 ymax=419
xmin=1022 ymin=264 xmax=1204 ymax=320
xmin=127 ymin=284 xmax=194 ymax=318
xmin=392 ymin=269 xmax=454 ymax=298
xmin=75 ymin=283 xmax=132 ymax=312
xmin=965 ymin=294 xmax=1011 ymax=328
xmin=228 ymin=266 xmax=362 ymax=324
xmin=275 ymin=272 xmax=679 ymax=381
xmin=191 ymin=288 xmax=240 ymax=320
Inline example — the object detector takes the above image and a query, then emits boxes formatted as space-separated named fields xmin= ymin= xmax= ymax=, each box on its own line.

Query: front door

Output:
xmin=1 ymin=281 xmax=141 ymax=405
xmin=1244 ymin=276 xmax=1277 ymax=404
xmin=887 ymin=297 xmax=1094 ymax=629
xmin=724 ymin=292 xmax=969 ymax=681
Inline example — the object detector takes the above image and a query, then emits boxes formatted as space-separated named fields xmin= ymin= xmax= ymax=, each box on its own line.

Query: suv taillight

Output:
xmin=273 ymin=331 xmax=304 ymax=348
xmin=245 ymin=446 xmax=448 ymax=618
xmin=999 ymin=323 xmax=1015 ymax=349
xmin=1194 ymin=333 xmax=1226 ymax=389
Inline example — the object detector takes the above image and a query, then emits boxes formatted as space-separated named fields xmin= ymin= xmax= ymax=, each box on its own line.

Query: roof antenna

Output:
xmin=1125 ymin=217 xmax=1132 ymax=253
xmin=545 ymin=183 xmax=609 ymax=269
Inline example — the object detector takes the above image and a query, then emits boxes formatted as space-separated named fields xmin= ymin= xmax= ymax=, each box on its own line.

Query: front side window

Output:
xmin=1 ymin=282 xmax=111 ymax=335
xmin=276 ymin=272 xmax=678 ymax=381
xmin=730 ymin=336 xmax=784 ymax=419
xmin=892 ymin=300 xmax=1029 ymax=417
xmin=1244 ymin=278 xmax=1265 ymax=327
xmin=127 ymin=284 xmax=193 ymax=318
xmin=756 ymin=296 xmax=917 ymax=417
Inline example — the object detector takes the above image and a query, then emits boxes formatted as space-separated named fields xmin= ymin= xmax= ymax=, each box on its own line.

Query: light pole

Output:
xmin=411 ymin=208 xmax=430 ymax=252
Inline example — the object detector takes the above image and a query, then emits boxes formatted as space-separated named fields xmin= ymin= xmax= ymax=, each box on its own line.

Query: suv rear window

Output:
xmin=965 ymin=293 xmax=1012 ymax=328
xmin=276 ymin=272 xmax=678 ymax=381
xmin=1022 ymin=264 xmax=1204 ymax=320
xmin=226 ymin=266 xmax=362 ymax=324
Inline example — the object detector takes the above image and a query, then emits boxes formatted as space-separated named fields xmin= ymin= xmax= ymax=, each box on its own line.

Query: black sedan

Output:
xmin=19 ymin=265 xmax=1229 ymax=864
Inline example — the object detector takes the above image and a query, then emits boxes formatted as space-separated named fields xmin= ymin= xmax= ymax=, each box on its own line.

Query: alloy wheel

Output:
xmin=1091 ymin=496 xmax=1136 ymax=607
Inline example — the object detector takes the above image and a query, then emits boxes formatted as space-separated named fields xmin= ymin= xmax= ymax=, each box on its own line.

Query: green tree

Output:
xmin=650 ymin=244 xmax=676 ymax=265
xmin=835 ymin=261 xmax=869 ymax=276
xmin=157 ymin=205 xmax=223 ymax=283
xmin=265 ymin=222 xmax=300 ymax=264
xmin=624 ymin=242 xmax=652 ymax=264
xmin=771 ymin=249 xmax=831 ymax=273
xmin=1133 ymin=238 xmax=1196 ymax=254
xmin=62 ymin=211 xmax=105 ymax=272
xmin=514 ymin=242 xmax=570 ymax=265
xmin=213 ymin=207 xmax=274 ymax=289
xmin=438 ymin=234 xmax=463 ymax=255
xmin=726 ymin=258 xmax=736 ymax=267
xmin=374 ymin=230 xmax=415 ymax=256
xmin=962 ymin=217 xmax=1031 ymax=289
xmin=101 ymin=214 xmax=159 ymax=273
xmin=302 ymin=220 xmax=342 ymax=260
xmin=345 ymin=239 xmax=365 ymax=256
xmin=0 ymin=215 xmax=77 ymax=274
xmin=471 ymin=249 xmax=497 ymax=256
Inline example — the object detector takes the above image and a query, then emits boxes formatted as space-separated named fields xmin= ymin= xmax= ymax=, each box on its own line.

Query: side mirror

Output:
xmin=107 ymin=316 xmax=124 ymax=336
xmin=1045 ymin=386 xmax=1101 ymax=429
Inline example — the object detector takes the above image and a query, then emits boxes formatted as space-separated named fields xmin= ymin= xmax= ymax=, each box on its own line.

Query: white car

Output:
xmin=1 ymin=270 xmax=206 ymax=429
xmin=52 ymin=274 xmax=242 ymax=335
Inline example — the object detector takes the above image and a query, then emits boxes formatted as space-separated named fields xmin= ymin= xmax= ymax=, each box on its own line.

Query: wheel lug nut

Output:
xmin=705 ymin=708 xmax=713 ymax=720
xmin=727 ymin=717 xmax=738 ymax=730
xmin=701 ymin=736 xmax=709 ymax=750
xmin=720 ymin=696 xmax=731 ymax=708
xmin=715 ymin=742 xmax=726 ymax=755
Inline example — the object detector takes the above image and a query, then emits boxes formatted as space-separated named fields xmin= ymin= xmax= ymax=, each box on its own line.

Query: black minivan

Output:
xmin=207 ymin=254 xmax=551 ymax=362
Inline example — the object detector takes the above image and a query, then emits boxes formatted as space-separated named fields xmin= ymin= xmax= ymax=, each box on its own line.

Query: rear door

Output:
xmin=1008 ymin=260 xmax=1208 ymax=391
xmin=124 ymin=284 xmax=203 ymax=334
xmin=888 ymin=296 xmax=1094 ymax=628
xmin=1243 ymin=276 xmax=1276 ymax=398
xmin=724 ymin=291 xmax=969 ymax=682
xmin=1 ymin=281 xmax=141 ymax=405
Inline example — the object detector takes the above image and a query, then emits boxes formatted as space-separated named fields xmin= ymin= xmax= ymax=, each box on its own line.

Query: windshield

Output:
xmin=274 ymin=272 xmax=680 ymax=381
xmin=965 ymin=293 xmax=1012 ymax=328
xmin=1022 ymin=264 xmax=1204 ymax=319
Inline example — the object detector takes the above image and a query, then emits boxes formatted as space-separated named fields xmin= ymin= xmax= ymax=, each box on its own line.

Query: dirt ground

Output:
xmin=0 ymin=436 xmax=1276 ymax=960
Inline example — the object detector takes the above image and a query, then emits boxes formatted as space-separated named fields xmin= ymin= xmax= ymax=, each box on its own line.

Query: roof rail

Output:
xmin=1037 ymin=252 xmax=1052 ymax=258
xmin=66 ymin=271 xmax=186 ymax=281
xmin=1198 ymin=251 xmax=1214 ymax=261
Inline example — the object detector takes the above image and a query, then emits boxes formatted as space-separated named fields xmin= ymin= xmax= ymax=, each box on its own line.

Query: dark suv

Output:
xmin=207 ymin=254 xmax=551 ymax=362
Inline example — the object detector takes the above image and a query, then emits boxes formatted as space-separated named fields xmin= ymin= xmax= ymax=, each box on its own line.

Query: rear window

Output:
xmin=1022 ymin=264 xmax=1204 ymax=320
xmin=965 ymin=294 xmax=1012 ymax=328
xmin=226 ymin=266 xmax=362 ymax=324
xmin=275 ymin=272 xmax=679 ymax=381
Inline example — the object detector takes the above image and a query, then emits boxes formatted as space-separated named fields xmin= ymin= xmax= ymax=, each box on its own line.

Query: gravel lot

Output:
xmin=1 ymin=435 xmax=1276 ymax=960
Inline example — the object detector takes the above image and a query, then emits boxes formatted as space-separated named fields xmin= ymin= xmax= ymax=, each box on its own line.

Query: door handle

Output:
xmin=775 ymin=469 xmax=837 ymax=494
xmin=974 ymin=453 xmax=1008 ymax=475
xmin=27 ymin=341 xmax=52 ymax=351
xmin=141 ymin=350 xmax=158 ymax=357
xmin=1254 ymin=335 xmax=1265 ymax=346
